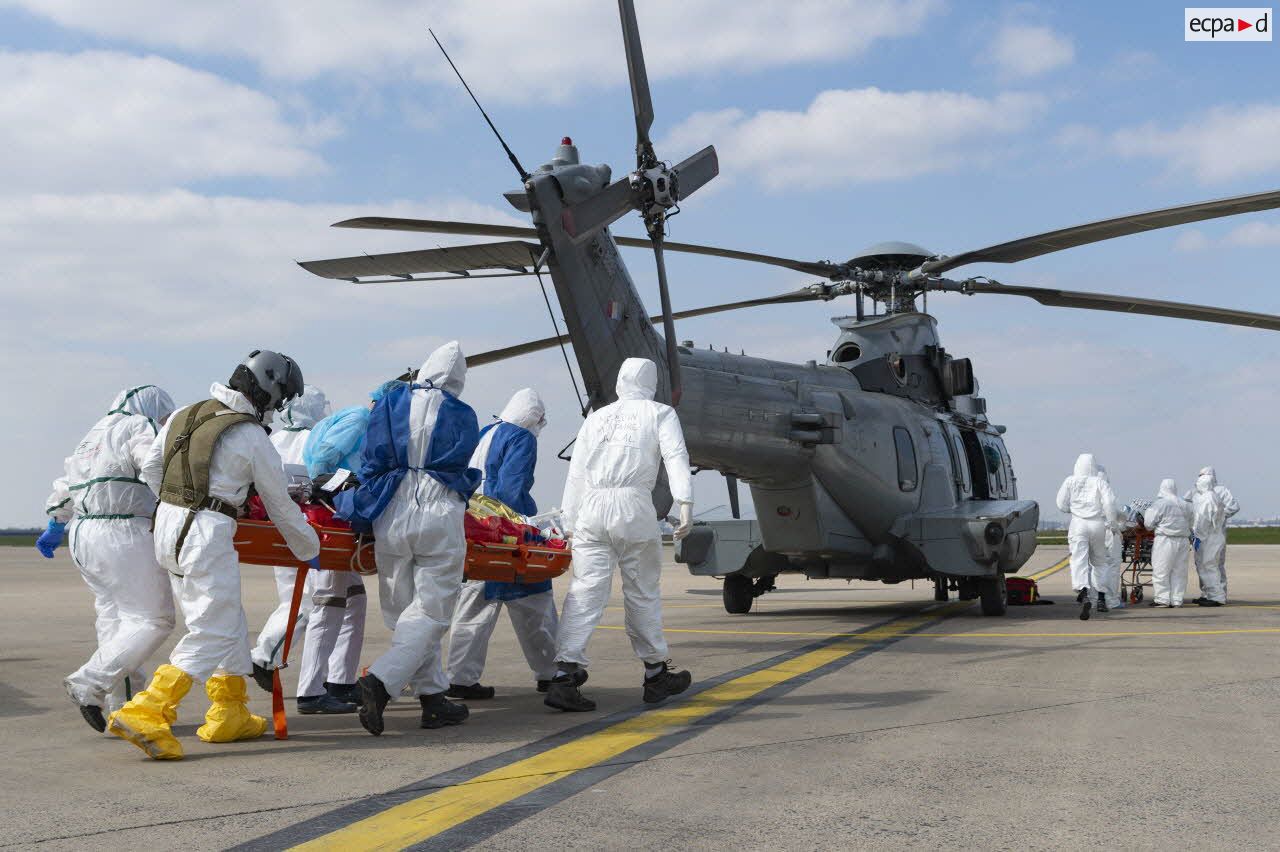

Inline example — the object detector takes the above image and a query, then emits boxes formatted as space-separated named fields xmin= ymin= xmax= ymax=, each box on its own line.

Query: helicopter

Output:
xmin=299 ymin=1 xmax=1280 ymax=617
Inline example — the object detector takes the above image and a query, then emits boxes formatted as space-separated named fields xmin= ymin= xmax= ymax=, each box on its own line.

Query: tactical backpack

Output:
xmin=158 ymin=399 xmax=260 ymax=564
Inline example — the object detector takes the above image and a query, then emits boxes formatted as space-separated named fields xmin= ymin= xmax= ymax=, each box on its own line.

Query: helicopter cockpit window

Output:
xmin=833 ymin=344 xmax=861 ymax=364
xmin=893 ymin=427 xmax=917 ymax=492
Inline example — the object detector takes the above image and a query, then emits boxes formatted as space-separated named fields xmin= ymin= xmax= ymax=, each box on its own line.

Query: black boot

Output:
xmin=643 ymin=661 xmax=693 ymax=704
xmin=1079 ymin=599 xmax=1092 ymax=621
xmin=79 ymin=704 xmax=106 ymax=733
xmin=419 ymin=693 xmax=469 ymax=728
xmin=357 ymin=673 xmax=391 ymax=736
xmin=1097 ymin=592 xmax=1109 ymax=613
xmin=326 ymin=681 xmax=360 ymax=705
xmin=1076 ymin=588 xmax=1087 ymax=604
xmin=544 ymin=675 xmax=596 ymax=712
xmin=446 ymin=682 xmax=496 ymax=700
xmin=538 ymin=669 xmax=587 ymax=693
xmin=251 ymin=662 xmax=275 ymax=693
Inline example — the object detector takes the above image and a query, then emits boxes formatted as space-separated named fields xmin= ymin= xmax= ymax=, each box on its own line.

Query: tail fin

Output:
xmin=526 ymin=172 xmax=670 ymax=408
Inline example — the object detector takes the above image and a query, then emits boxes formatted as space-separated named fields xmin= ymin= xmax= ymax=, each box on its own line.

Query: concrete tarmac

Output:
xmin=3 ymin=544 xmax=1279 ymax=849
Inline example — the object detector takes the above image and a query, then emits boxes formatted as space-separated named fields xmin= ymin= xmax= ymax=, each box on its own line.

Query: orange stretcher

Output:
xmin=232 ymin=498 xmax=571 ymax=740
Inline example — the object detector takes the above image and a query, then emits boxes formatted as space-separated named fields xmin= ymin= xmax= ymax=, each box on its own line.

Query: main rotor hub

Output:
xmin=846 ymin=241 xmax=934 ymax=271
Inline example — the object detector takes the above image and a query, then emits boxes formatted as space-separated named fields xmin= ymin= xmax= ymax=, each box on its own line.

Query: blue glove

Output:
xmin=36 ymin=520 xmax=66 ymax=559
xmin=308 ymin=556 xmax=321 ymax=570
xmin=1192 ymin=536 xmax=1201 ymax=551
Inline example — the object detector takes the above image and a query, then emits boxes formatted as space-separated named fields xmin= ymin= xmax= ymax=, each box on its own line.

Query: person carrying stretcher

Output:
xmin=445 ymin=388 xmax=562 ymax=698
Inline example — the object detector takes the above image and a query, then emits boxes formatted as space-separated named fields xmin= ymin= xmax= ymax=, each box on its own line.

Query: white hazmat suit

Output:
xmin=447 ymin=389 xmax=558 ymax=689
xmin=556 ymin=358 xmax=694 ymax=668
xmin=1056 ymin=453 xmax=1116 ymax=598
xmin=141 ymin=383 xmax=320 ymax=682
xmin=50 ymin=386 xmax=177 ymax=712
xmin=1187 ymin=467 xmax=1238 ymax=602
xmin=1191 ymin=473 xmax=1228 ymax=604
xmin=250 ymin=385 xmax=330 ymax=672
xmin=367 ymin=343 xmax=476 ymax=698
xmin=1143 ymin=479 xmax=1193 ymax=607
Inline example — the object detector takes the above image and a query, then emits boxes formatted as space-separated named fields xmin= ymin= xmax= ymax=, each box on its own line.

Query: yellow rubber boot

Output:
xmin=196 ymin=674 xmax=268 ymax=743
xmin=106 ymin=664 xmax=193 ymax=760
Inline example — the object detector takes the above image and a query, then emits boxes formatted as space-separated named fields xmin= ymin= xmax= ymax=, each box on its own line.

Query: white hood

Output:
xmin=211 ymin=382 xmax=260 ymax=418
xmin=500 ymin=388 xmax=546 ymax=435
xmin=1158 ymin=478 xmax=1179 ymax=500
xmin=110 ymin=385 xmax=176 ymax=425
xmin=1198 ymin=466 xmax=1218 ymax=488
xmin=1196 ymin=473 xmax=1215 ymax=493
xmin=281 ymin=384 xmax=330 ymax=429
xmin=418 ymin=341 xmax=466 ymax=396
xmin=616 ymin=358 xmax=658 ymax=401
xmin=1073 ymin=453 xmax=1097 ymax=477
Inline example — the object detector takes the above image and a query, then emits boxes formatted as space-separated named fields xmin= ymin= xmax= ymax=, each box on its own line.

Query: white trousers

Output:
xmin=556 ymin=532 xmax=667 ymax=668
xmin=296 ymin=571 xmax=368 ymax=697
xmin=446 ymin=580 xmax=558 ymax=685
xmin=250 ymin=567 xmax=313 ymax=668
xmin=1068 ymin=516 xmax=1108 ymax=594
xmin=1151 ymin=534 xmax=1190 ymax=606
xmin=367 ymin=482 xmax=466 ymax=698
xmin=1194 ymin=531 xmax=1228 ymax=603
xmin=154 ymin=504 xmax=253 ymax=682
xmin=1102 ymin=526 xmax=1123 ymax=604
xmin=64 ymin=517 xmax=175 ymax=709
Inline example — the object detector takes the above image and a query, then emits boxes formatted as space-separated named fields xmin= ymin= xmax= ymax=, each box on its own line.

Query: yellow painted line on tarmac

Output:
xmin=1026 ymin=556 xmax=1071 ymax=582
xmin=290 ymin=603 xmax=964 ymax=852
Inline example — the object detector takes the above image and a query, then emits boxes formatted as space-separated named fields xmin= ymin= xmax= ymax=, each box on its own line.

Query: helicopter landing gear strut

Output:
xmin=723 ymin=573 xmax=776 ymax=614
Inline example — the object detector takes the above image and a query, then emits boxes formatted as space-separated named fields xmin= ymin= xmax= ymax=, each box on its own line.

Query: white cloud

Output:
xmin=1225 ymin=221 xmax=1280 ymax=246
xmin=1111 ymin=103 xmax=1280 ymax=184
xmin=662 ymin=88 xmax=1046 ymax=190
xmin=1173 ymin=230 xmax=1211 ymax=252
xmin=0 ymin=0 xmax=939 ymax=101
xmin=0 ymin=190 xmax=529 ymax=345
xmin=0 ymin=50 xmax=332 ymax=192
xmin=983 ymin=23 xmax=1075 ymax=78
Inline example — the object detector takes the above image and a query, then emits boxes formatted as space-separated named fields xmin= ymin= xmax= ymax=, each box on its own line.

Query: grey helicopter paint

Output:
xmin=300 ymin=1 xmax=1280 ymax=616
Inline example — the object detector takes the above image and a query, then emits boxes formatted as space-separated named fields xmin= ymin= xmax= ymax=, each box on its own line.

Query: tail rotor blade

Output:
xmin=652 ymin=238 xmax=683 ymax=405
xmin=561 ymin=176 xmax=638 ymax=243
xmin=673 ymin=146 xmax=719 ymax=202
xmin=618 ymin=0 xmax=655 ymax=160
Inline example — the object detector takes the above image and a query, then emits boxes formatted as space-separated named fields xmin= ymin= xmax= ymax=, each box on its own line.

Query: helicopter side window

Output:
xmin=944 ymin=426 xmax=971 ymax=497
xmin=893 ymin=427 xmax=917 ymax=492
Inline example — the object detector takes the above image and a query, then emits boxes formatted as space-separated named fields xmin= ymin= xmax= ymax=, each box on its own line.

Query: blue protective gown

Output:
xmin=475 ymin=420 xmax=547 ymax=601
xmin=334 ymin=382 xmax=480 ymax=532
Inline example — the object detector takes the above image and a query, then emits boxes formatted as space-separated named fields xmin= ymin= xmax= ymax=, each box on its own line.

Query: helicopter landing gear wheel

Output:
xmin=933 ymin=577 xmax=949 ymax=602
xmin=723 ymin=574 xmax=754 ymax=614
xmin=978 ymin=573 xmax=1008 ymax=616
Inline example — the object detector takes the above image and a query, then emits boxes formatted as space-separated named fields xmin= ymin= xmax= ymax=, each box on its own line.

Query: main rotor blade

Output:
xmin=673 ymin=146 xmax=719 ymax=202
xmin=334 ymin=216 xmax=538 ymax=239
xmin=967 ymin=281 xmax=1280 ymax=331
xmin=333 ymin=215 xmax=838 ymax=277
xmin=468 ymin=286 xmax=825 ymax=367
xmin=299 ymin=240 xmax=540 ymax=280
xmin=561 ymin=177 xmax=638 ymax=243
xmin=925 ymin=187 xmax=1280 ymax=275
xmin=618 ymin=0 xmax=654 ymax=159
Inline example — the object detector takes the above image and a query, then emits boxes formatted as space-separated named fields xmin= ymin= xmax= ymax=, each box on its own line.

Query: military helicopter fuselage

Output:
xmin=518 ymin=154 xmax=1037 ymax=612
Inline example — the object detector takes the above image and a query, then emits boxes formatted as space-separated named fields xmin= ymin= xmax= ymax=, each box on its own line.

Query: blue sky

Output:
xmin=3 ymin=0 xmax=1279 ymax=526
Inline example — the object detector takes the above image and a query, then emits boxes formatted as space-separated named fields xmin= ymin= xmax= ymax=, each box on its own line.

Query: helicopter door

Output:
xmin=959 ymin=429 xmax=991 ymax=500
xmin=942 ymin=423 xmax=972 ymax=499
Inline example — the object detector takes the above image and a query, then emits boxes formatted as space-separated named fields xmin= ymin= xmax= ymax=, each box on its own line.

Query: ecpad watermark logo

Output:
xmin=1185 ymin=8 xmax=1272 ymax=40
